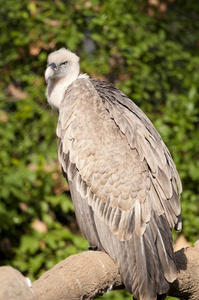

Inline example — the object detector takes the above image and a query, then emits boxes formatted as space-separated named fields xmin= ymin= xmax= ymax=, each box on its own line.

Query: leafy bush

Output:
xmin=0 ymin=0 xmax=198 ymax=299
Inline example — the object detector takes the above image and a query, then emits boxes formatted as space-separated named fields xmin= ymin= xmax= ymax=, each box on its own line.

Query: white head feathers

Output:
xmin=45 ymin=48 xmax=84 ymax=111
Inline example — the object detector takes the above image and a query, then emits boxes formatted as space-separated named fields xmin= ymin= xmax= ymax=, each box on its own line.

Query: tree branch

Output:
xmin=1 ymin=241 xmax=199 ymax=300
xmin=32 ymin=251 xmax=123 ymax=300
xmin=0 ymin=266 xmax=37 ymax=300
xmin=168 ymin=240 xmax=199 ymax=300
xmin=32 ymin=241 xmax=199 ymax=300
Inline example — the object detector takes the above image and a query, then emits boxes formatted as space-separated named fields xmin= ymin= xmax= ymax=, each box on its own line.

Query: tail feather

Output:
xmin=129 ymin=223 xmax=170 ymax=300
xmin=90 ymin=210 xmax=176 ymax=300
xmin=112 ymin=211 xmax=176 ymax=299
xmin=132 ymin=234 xmax=158 ymax=299
xmin=150 ymin=213 xmax=177 ymax=282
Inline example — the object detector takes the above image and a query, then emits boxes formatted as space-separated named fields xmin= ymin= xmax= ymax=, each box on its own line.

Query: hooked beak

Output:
xmin=45 ymin=63 xmax=58 ymax=84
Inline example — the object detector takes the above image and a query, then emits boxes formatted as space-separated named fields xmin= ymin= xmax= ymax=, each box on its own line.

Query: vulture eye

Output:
xmin=61 ymin=61 xmax=68 ymax=67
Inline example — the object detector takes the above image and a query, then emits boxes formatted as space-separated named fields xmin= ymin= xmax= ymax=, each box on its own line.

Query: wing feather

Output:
xmin=91 ymin=79 xmax=182 ymax=230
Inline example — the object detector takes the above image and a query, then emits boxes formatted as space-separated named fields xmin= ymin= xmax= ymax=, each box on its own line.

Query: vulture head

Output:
xmin=45 ymin=48 xmax=80 ymax=83
xmin=45 ymin=48 xmax=80 ymax=110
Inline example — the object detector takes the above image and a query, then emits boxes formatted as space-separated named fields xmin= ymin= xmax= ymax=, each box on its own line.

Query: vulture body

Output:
xmin=45 ymin=48 xmax=182 ymax=300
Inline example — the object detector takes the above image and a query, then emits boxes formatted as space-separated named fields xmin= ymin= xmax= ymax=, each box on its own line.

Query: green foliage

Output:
xmin=0 ymin=0 xmax=199 ymax=299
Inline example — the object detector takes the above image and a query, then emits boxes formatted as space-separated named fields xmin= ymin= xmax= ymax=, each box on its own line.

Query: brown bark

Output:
xmin=32 ymin=250 xmax=123 ymax=300
xmin=0 ymin=266 xmax=37 ymax=300
xmin=1 ymin=241 xmax=199 ymax=300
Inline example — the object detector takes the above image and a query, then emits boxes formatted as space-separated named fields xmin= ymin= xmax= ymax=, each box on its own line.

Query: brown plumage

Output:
xmin=45 ymin=48 xmax=182 ymax=300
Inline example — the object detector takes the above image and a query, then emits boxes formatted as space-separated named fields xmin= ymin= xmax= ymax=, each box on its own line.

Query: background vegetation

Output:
xmin=0 ymin=0 xmax=198 ymax=299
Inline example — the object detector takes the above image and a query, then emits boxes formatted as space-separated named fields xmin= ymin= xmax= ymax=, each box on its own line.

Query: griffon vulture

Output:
xmin=45 ymin=48 xmax=182 ymax=300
